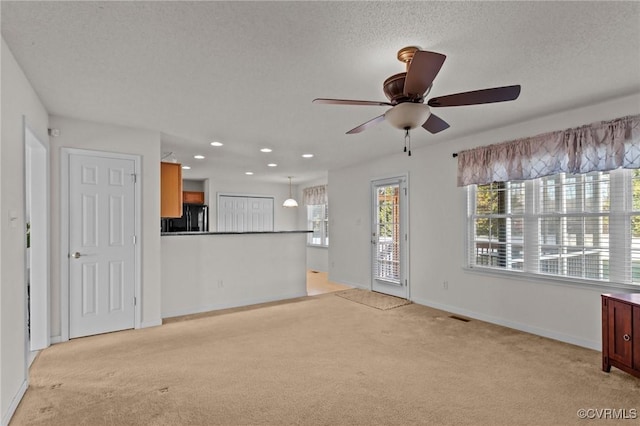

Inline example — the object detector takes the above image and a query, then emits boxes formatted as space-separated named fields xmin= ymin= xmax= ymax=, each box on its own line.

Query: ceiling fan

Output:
xmin=313 ymin=46 xmax=521 ymax=155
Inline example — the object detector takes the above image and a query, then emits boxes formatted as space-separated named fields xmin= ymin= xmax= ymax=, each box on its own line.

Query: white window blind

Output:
xmin=307 ymin=204 xmax=328 ymax=246
xmin=304 ymin=185 xmax=329 ymax=247
xmin=467 ymin=169 xmax=640 ymax=287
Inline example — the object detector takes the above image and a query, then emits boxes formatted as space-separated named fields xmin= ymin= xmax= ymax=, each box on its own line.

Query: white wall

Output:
xmin=183 ymin=179 xmax=205 ymax=192
xmin=306 ymin=245 xmax=329 ymax=272
xmin=329 ymin=94 xmax=640 ymax=350
xmin=0 ymin=38 xmax=49 ymax=426
xmin=195 ymin=176 xmax=299 ymax=231
xmin=161 ymin=233 xmax=308 ymax=318
xmin=48 ymin=116 xmax=163 ymax=336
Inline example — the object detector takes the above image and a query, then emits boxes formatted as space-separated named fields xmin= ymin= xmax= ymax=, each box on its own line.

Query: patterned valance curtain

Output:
xmin=303 ymin=185 xmax=327 ymax=205
xmin=457 ymin=114 xmax=640 ymax=186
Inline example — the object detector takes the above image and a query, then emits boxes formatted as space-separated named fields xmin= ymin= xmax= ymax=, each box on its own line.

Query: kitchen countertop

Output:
xmin=161 ymin=230 xmax=312 ymax=236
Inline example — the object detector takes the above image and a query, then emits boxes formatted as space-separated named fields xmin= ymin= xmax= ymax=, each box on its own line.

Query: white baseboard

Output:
xmin=161 ymin=291 xmax=309 ymax=320
xmin=28 ymin=351 xmax=40 ymax=368
xmin=411 ymin=296 xmax=600 ymax=350
xmin=49 ymin=335 xmax=63 ymax=344
xmin=139 ymin=319 xmax=162 ymax=329
xmin=2 ymin=379 xmax=28 ymax=426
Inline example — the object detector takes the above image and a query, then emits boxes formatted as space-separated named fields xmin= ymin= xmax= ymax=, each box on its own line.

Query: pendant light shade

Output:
xmin=283 ymin=176 xmax=298 ymax=208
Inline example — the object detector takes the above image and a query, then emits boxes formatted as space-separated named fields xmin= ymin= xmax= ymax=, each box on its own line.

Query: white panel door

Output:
xmin=69 ymin=153 xmax=136 ymax=338
xmin=247 ymin=198 xmax=274 ymax=232
xmin=371 ymin=176 xmax=409 ymax=299
xmin=218 ymin=196 xmax=274 ymax=232
xmin=218 ymin=196 xmax=247 ymax=232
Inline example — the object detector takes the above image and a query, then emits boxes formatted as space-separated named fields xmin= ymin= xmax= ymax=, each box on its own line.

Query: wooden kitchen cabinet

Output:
xmin=183 ymin=191 xmax=205 ymax=204
xmin=161 ymin=162 xmax=183 ymax=218
xmin=602 ymin=293 xmax=640 ymax=379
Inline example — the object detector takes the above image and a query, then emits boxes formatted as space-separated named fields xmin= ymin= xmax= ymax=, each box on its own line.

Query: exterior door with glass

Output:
xmin=371 ymin=176 xmax=408 ymax=298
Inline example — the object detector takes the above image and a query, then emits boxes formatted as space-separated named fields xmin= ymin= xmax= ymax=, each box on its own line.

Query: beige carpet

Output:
xmin=11 ymin=293 xmax=640 ymax=426
xmin=335 ymin=288 xmax=411 ymax=310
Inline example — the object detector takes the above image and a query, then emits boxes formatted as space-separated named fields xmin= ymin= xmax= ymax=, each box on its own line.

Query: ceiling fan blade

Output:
xmin=403 ymin=51 xmax=447 ymax=97
xmin=422 ymin=113 xmax=450 ymax=134
xmin=346 ymin=114 xmax=386 ymax=134
xmin=313 ymin=98 xmax=393 ymax=107
xmin=428 ymin=85 xmax=521 ymax=107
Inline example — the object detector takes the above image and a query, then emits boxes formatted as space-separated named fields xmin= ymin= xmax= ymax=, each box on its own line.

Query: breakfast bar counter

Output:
xmin=160 ymin=231 xmax=310 ymax=319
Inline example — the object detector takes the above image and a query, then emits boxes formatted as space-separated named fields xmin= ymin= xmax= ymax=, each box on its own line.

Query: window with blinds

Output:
xmin=307 ymin=204 xmax=328 ymax=247
xmin=467 ymin=169 xmax=640 ymax=287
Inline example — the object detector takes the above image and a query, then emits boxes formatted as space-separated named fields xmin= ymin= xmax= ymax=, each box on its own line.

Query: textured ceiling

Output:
xmin=2 ymin=1 xmax=639 ymax=184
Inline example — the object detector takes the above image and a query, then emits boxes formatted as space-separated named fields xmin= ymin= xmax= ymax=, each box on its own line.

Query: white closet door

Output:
xmin=218 ymin=195 xmax=273 ymax=232
xmin=218 ymin=196 xmax=247 ymax=232
xmin=247 ymin=197 xmax=273 ymax=231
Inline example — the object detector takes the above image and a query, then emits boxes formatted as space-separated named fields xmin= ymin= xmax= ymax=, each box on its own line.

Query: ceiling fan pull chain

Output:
xmin=403 ymin=128 xmax=408 ymax=153
xmin=405 ymin=128 xmax=412 ymax=156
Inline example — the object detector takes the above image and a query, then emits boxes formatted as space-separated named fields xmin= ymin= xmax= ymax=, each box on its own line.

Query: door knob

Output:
xmin=71 ymin=252 xmax=82 ymax=259
xmin=623 ymin=334 xmax=631 ymax=342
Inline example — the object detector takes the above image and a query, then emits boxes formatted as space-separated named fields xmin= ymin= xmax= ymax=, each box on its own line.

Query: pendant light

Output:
xmin=283 ymin=176 xmax=298 ymax=208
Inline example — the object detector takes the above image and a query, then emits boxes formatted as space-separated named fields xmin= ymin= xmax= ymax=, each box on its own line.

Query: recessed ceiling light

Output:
xmin=182 ymin=165 xmax=191 ymax=170
xmin=267 ymin=163 xmax=278 ymax=167
xmin=302 ymin=153 xmax=314 ymax=158
xmin=194 ymin=154 xmax=205 ymax=159
xmin=210 ymin=141 xmax=223 ymax=147
xmin=245 ymin=171 xmax=254 ymax=175
xmin=260 ymin=148 xmax=273 ymax=153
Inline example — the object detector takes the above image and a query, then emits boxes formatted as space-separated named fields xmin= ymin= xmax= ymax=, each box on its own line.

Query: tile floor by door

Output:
xmin=306 ymin=270 xmax=351 ymax=295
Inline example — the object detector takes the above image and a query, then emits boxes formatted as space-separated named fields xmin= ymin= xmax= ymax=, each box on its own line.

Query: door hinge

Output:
xmin=133 ymin=235 xmax=137 ymax=244
xmin=134 ymin=297 xmax=137 ymax=306
xmin=131 ymin=173 xmax=137 ymax=183
xmin=405 ymin=279 xmax=408 ymax=286
xmin=405 ymin=234 xmax=407 ymax=241
xmin=404 ymin=187 xmax=407 ymax=196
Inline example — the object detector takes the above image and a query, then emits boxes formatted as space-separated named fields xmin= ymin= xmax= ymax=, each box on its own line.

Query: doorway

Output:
xmin=371 ymin=175 xmax=409 ymax=299
xmin=25 ymin=123 xmax=50 ymax=353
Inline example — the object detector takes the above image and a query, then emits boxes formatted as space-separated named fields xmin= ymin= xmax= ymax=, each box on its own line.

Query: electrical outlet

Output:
xmin=217 ymin=280 xmax=224 ymax=288
xmin=443 ymin=280 xmax=449 ymax=290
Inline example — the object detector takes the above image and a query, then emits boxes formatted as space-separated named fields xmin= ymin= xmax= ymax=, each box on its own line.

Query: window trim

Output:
xmin=462 ymin=264 xmax=640 ymax=293
xmin=466 ymin=169 xmax=640 ymax=290
xmin=306 ymin=203 xmax=329 ymax=248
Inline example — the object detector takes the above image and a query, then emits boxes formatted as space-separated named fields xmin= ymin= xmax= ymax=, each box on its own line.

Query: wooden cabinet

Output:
xmin=602 ymin=293 xmax=640 ymax=379
xmin=161 ymin=162 xmax=183 ymax=218
xmin=183 ymin=191 xmax=205 ymax=204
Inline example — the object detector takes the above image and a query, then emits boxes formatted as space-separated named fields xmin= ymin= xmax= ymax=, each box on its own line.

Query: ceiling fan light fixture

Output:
xmin=385 ymin=103 xmax=431 ymax=130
